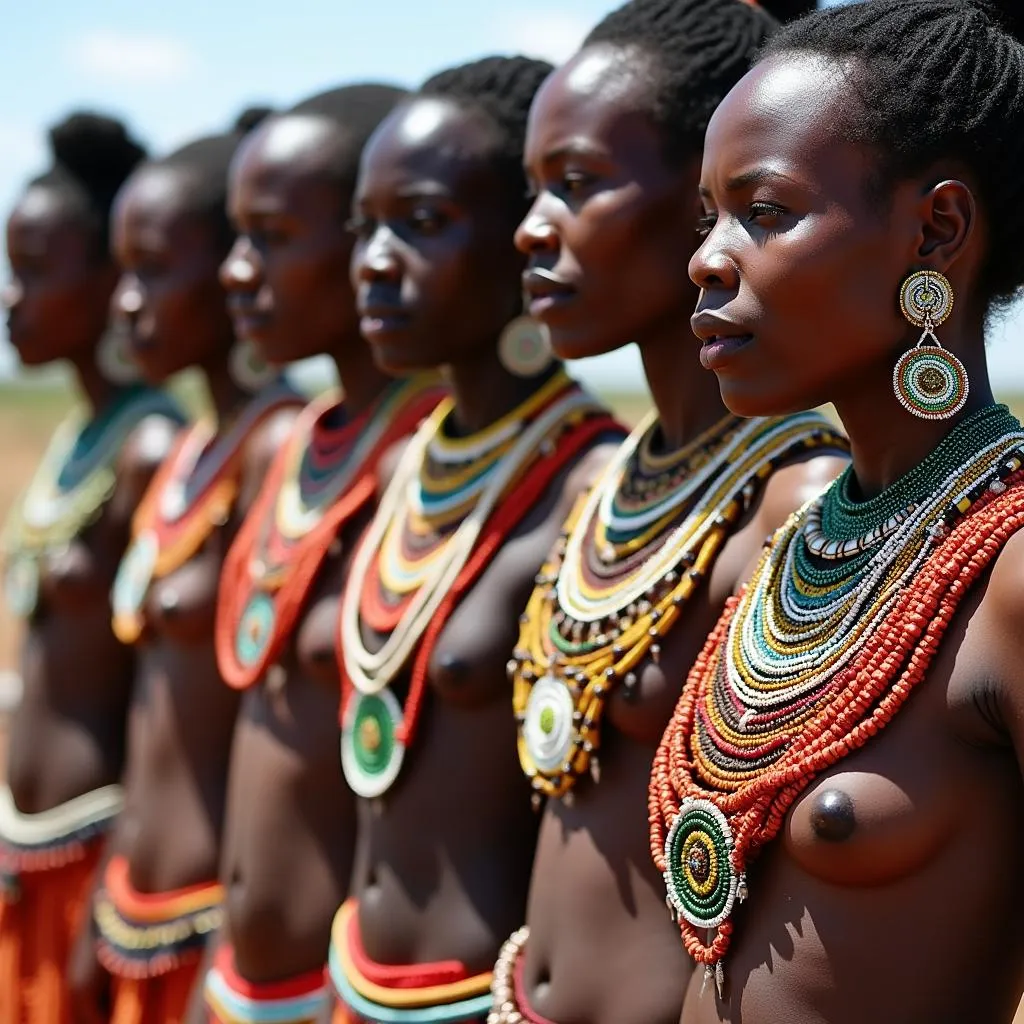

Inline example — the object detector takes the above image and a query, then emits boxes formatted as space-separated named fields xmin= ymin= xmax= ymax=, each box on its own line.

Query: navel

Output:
xmin=809 ymin=788 xmax=857 ymax=842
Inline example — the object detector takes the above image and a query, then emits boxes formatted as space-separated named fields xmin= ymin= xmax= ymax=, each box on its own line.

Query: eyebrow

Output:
xmin=698 ymin=168 xmax=802 ymax=196
xmin=395 ymin=182 xmax=452 ymax=199
xmin=535 ymin=140 xmax=608 ymax=165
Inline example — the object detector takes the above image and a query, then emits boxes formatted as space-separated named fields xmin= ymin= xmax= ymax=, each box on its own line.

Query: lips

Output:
xmin=359 ymin=304 xmax=412 ymax=339
xmin=691 ymin=311 xmax=754 ymax=371
xmin=522 ymin=267 xmax=578 ymax=319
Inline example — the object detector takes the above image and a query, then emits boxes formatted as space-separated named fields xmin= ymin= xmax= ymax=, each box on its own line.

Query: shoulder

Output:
xmin=239 ymin=404 xmax=304 ymax=513
xmin=111 ymin=413 xmax=183 ymax=518
xmin=752 ymin=450 xmax=849 ymax=537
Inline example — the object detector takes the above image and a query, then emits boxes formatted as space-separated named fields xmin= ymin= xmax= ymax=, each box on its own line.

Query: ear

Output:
xmin=915 ymin=178 xmax=976 ymax=270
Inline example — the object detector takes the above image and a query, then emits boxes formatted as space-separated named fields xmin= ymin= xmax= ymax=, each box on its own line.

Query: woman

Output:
xmin=71 ymin=111 xmax=305 ymax=1024
xmin=200 ymin=83 xmax=445 ymax=1024
xmin=491 ymin=3 xmax=848 ymax=1023
xmin=649 ymin=1 xmax=1024 ymax=1021
xmin=325 ymin=56 xmax=624 ymax=1023
xmin=0 ymin=112 xmax=183 ymax=1024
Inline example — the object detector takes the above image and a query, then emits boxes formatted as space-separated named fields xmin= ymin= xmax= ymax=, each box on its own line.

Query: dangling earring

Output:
xmin=96 ymin=323 xmax=140 ymax=384
xmin=229 ymin=340 xmax=276 ymax=393
xmin=892 ymin=269 xmax=968 ymax=420
xmin=498 ymin=311 xmax=553 ymax=379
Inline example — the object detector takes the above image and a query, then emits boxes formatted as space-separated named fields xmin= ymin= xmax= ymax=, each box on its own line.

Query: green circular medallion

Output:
xmin=236 ymin=592 xmax=276 ymax=668
xmin=341 ymin=688 xmax=405 ymax=798
xmin=4 ymin=555 xmax=39 ymax=619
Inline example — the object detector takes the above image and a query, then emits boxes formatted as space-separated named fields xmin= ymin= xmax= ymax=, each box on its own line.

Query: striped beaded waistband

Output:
xmin=489 ymin=928 xmax=555 ymax=1024
xmin=328 ymin=901 xmax=493 ymax=1022
xmin=94 ymin=854 xmax=224 ymax=979
xmin=0 ymin=784 xmax=122 ymax=881
xmin=205 ymin=942 xmax=330 ymax=1023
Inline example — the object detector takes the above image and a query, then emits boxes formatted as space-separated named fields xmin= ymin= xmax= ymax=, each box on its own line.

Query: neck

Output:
xmin=444 ymin=345 xmax=557 ymax=436
xmin=70 ymin=352 xmax=122 ymax=418
xmin=204 ymin=362 xmax=253 ymax=427
xmin=638 ymin=321 xmax=732 ymax=451
xmin=833 ymin=333 xmax=995 ymax=501
xmin=333 ymin=345 xmax=394 ymax=418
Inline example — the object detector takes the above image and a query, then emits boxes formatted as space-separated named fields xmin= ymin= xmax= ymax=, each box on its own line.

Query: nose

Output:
xmin=220 ymin=237 xmax=260 ymax=291
xmin=689 ymin=231 xmax=740 ymax=293
xmin=114 ymin=274 xmax=144 ymax=320
xmin=0 ymin=279 xmax=22 ymax=311
xmin=355 ymin=225 xmax=402 ymax=284
xmin=515 ymin=201 xmax=559 ymax=257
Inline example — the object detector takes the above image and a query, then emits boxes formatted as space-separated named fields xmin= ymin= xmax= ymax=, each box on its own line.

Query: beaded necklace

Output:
xmin=511 ymin=411 xmax=847 ymax=803
xmin=2 ymin=387 xmax=185 ymax=619
xmin=649 ymin=403 xmax=1024 ymax=992
xmin=338 ymin=370 xmax=623 ymax=798
xmin=215 ymin=375 xmax=446 ymax=690
xmin=111 ymin=381 xmax=303 ymax=645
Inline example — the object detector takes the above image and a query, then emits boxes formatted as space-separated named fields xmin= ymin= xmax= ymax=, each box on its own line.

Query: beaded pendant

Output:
xmin=2 ymin=388 xmax=184 ymax=620
xmin=338 ymin=371 xmax=623 ymax=798
xmin=649 ymin=404 xmax=1024 ymax=984
xmin=215 ymin=377 xmax=446 ymax=690
xmin=511 ymin=411 xmax=847 ymax=802
xmin=112 ymin=382 xmax=302 ymax=645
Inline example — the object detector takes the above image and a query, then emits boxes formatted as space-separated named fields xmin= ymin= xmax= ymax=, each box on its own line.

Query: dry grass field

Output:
xmin=2 ymin=381 xmax=1024 ymax=1022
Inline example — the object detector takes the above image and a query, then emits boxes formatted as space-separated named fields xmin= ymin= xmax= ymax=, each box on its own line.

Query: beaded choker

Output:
xmin=215 ymin=376 xmax=446 ymax=690
xmin=2 ymin=387 xmax=184 ymax=619
xmin=649 ymin=403 xmax=1024 ymax=990
xmin=111 ymin=381 xmax=303 ymax=644
xmin=338 ymin=370 xmax=624 ymax=798
xmin=511 ymin=411 xmax=846 ymax=803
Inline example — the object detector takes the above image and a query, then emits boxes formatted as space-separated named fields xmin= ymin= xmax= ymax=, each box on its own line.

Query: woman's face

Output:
xmin=4 ymin=186 xmax=116 ymax=367
xmin=350 ymin=96 xmax=524 ymax=375
xmin=690 ymin=52 xmax=935 ymax=417
xmin=222 ymin=115 xmax=359 ymax=366
xmin=517 ymin=45 xmax=702 ymax=360
xmin=111 ymin=165 xmax=235 ymax=385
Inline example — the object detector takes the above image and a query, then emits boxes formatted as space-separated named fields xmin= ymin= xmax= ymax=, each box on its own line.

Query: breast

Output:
xmin=144 ymin=545 xmax=221 ymax=646
xmin=37 ymin=538 xmax=111 ymax=612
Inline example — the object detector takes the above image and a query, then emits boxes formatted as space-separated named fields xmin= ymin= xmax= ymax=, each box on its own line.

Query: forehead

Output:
xmin=233 ymin=114 xmax=346 ymax=193
xmin=356 ymin=96 xmax=503 ymax=198
xmin=526 ymin=44 xmax=656 ymax=153
xmin=114 ymin=166 xmax=211 ymax=248
xmin=704 ymin=53 xmax=872 ymax=196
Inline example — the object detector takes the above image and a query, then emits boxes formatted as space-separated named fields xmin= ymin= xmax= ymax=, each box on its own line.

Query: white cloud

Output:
xmin=491 ymin=9 xmax=592 ymax=64
xmin=67 ymin=29 xmax=197 ymax=85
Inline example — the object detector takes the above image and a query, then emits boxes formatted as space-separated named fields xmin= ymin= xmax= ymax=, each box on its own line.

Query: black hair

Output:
xmin=154 ymin=106 xmax=273 ymax=250
xmin=28 ymin=111 xmax=147 ymax=256
xmin=583 ymin=0 xmax=778 ymax=166
xmin=755 ymin=0 xmax=816 ymax=22
xmin=418 ymin=56 xmax=554 ymax=221
xmin=764 ymin=0 xmax=1024 ymax=307
xmin=287 ymin=83 xmax=407 ymax=197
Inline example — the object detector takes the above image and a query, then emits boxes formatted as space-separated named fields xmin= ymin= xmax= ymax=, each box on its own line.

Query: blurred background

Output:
xmin=3 ymin=0 xmax=1024 ymax=679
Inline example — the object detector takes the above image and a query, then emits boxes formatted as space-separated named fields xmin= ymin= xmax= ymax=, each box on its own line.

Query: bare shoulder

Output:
xmin=980 ymin=526 xmax=1024 ymax=656
xmin=239 ymin=404 xmax=304 ymax=514
xmin=111 ymin=413 xmax=182 ymax=519
xmin=753 ymin=450 xmax=849 ymax=536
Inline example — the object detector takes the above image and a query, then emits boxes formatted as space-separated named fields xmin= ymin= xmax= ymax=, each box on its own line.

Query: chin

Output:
xmin=547 ymin=322 xmax=625 ymax=363
xmin=717 ymin=377 xmax=818 ymax=420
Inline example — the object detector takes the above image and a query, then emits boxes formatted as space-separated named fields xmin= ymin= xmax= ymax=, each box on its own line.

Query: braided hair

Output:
xmin=764 ymin=0 xmax=1024 ymax=307
xmin=419 ymin=56 xmax=553 ymax=222
xmin=30 ymin=112 xmax=146 ymax=256
xmin=583 ymin=0 xmax=778 ymax=166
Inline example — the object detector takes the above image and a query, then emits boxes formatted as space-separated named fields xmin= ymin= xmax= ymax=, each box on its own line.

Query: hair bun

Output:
xmin=48 ymin=111 xmax=147 ymax=192
xmin=233 ymin=106 xmax=274 ymax=135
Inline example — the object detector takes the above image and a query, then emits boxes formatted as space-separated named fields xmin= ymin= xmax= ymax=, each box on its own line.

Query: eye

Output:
xmin=345 ymin=215 xmax=375 ymax=239
xmin=562 ymin=171 xmax=592 ymax=195
xmin=409 ymin=206 xmax=447 ymax=234
xmin=748 ymin=201 xmax=787 ymax=226
xmin=696 ymin=213 xmax=718 ymax=239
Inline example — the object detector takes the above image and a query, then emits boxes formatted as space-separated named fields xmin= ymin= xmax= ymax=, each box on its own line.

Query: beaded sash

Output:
xmin=94 ymin=854 xmax=224 ymax=979
xmin=328 ymin=901 xmax=493 ymax=1023
xmin=511 ymin=411 xmax=846 ymax=802
xmin=649 ymin=404 xmax=1024 ymax=987
xmin=0 ymin=784 xmax=122 ymax=901
xmin=2 ymin=387 xmax=184 ymax=619
xmin=205 ymin=942 xmax=331 ymax=1023
xmin=338 ymin=372 xmax=624 ymax=798
xmin=112 ymin=382 xmax=303 ymax=644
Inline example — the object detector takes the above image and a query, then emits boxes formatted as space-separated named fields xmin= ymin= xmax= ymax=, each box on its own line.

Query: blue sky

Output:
xmin=6 ymin=0 xmax=1023 ymax=393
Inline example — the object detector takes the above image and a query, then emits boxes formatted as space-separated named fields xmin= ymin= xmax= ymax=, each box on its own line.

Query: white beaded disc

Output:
xmin=522 ymin=675 xmax=576 ymax=773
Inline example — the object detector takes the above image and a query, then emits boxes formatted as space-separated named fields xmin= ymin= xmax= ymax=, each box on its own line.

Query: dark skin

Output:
xmin=683 ymin=51 xmax=1024 ymax=1024
xmin=67 ymin=162 xmax=299 ymax=1024
xmin=193 ymin=115 xmax=393 ymax=1006
xmin=338 ymin=95 xmax=614 ymax=987
xmin=2 ymin=185 xmax=175 ymax=815
xmin=513 ymin=46 xmax=847 ymax=1024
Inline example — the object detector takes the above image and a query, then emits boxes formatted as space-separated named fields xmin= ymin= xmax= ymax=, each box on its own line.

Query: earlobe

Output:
xmin=917 ymin=178 xmax=976 ymax=268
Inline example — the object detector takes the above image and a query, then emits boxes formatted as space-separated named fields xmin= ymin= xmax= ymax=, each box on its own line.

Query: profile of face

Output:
xmin=222 ymin=115 xmax=358 ymax=366
xmin=111 ymin=165 xmax=235 ymax=385
xmin=350 ymin=96 xmax=524 ymax=375
xmin=4 ymin=185 xmax=117 ymax=366
xmin=516 ymin=45 xmax=702 ymax=361
xmin=690 ymin=52 xmax=967 ymax=417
